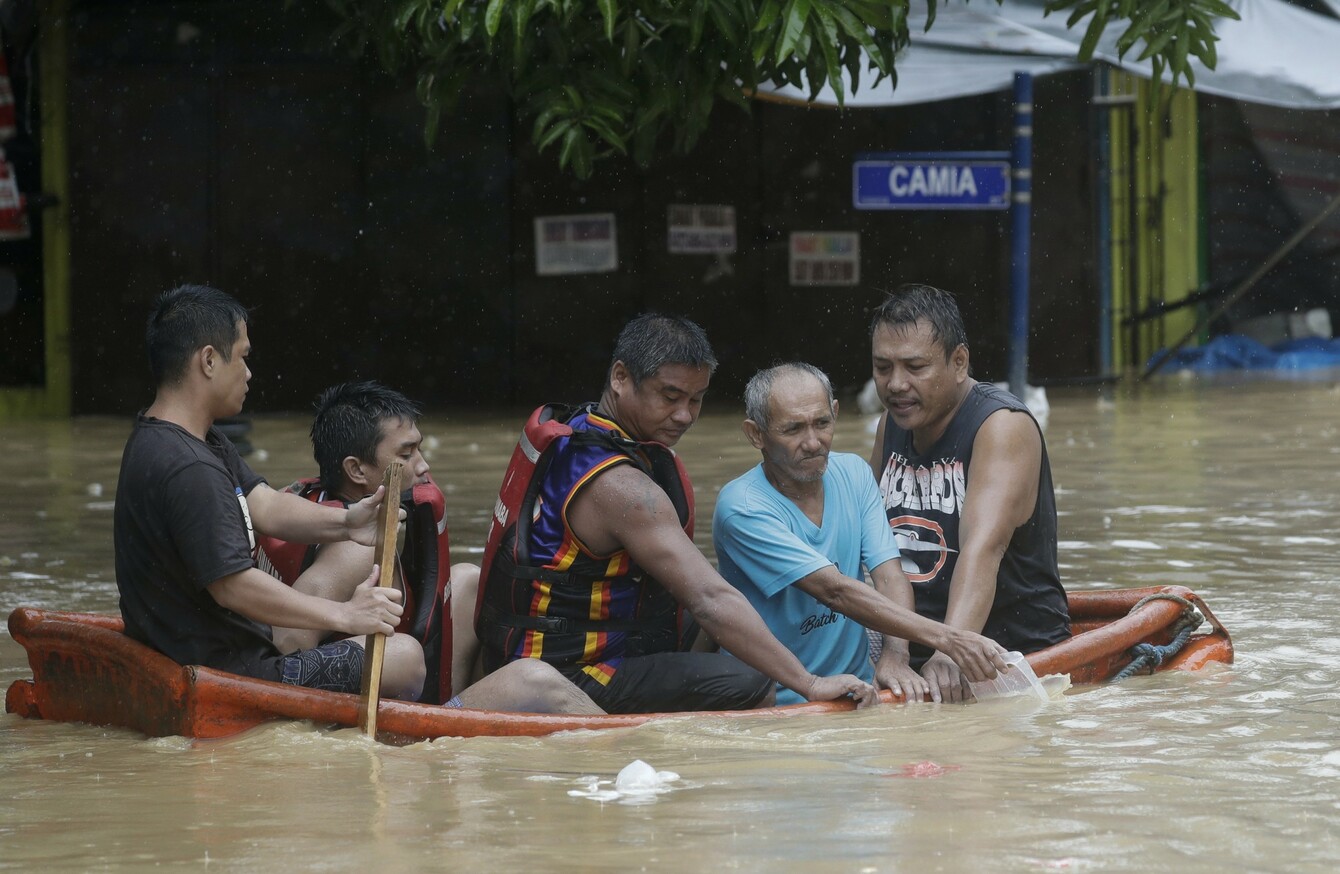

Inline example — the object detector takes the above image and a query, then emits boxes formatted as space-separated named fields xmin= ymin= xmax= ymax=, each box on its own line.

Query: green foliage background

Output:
xmin=324 ymin=0 xmax=1239 ymax=177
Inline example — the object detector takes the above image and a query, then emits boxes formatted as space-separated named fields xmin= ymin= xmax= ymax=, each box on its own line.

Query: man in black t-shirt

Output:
xmin=867 ymin=284 xmax=1069 ymax=704
xmin=113 ymin=285 xmax=425 ymax=698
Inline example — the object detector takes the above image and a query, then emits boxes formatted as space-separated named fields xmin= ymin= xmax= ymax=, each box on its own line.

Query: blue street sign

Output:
xmin=853 ymin=154 xmax=1011 ymax=210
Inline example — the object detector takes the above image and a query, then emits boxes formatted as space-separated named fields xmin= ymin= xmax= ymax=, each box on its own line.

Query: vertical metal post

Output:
xmin=39 ymin=0 xmax=72 ymax=416
xmin=1008 ymin=72 xmax=1033 ymax=397
xmin=1094 ymin=66 xmax=1114 ymax=376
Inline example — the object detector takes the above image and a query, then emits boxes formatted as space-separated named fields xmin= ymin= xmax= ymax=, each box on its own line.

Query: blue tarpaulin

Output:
xmin=1152 ymin=334 xmax=1340 ymax=373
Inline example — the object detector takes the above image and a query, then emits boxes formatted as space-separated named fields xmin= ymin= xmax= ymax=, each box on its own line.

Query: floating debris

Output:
xmin=885 ymin=761 xmax=962 ymax=779
xmin=565 ymin=760 xmax=682 ymax=804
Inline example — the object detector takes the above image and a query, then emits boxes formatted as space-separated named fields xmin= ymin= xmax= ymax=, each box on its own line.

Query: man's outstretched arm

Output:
xmin=245 ymin=483 xmax=396 ymax=547
xmin=209 ymin=564 xmax=402 ymax=639
xmin=794 ymin=563 xmax=1006 ymax=703
xmin=923 ymin=410 xmax=1042 ymax=700
xmin=568 ymin=465 xmax=878 ymax=708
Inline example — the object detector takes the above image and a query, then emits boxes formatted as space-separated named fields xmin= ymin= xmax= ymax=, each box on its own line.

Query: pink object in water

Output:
xmin=888 ymin=761 xmax=962 ymax=779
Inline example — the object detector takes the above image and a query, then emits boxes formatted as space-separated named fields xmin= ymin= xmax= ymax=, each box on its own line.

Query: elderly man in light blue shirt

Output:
xmin=712 ymin=363 xmax=1007 ymax=704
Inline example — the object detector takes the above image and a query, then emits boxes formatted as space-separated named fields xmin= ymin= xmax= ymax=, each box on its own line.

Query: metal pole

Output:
xmin=1094 ymin=66 xmax=1113 ymax=376
xmin=1008 ymin=72 xmax=1033 ymax=396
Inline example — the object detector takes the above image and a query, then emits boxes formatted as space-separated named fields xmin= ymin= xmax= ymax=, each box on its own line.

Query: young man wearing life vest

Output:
xmin=476 ymin=313 xmax=880 ymax=714
xmin=869 ymin=284 xmax=1070 ymax=703
xmin=713 ymin=363 xmax=1008 ymax=706
xmin=261 ymin=381 xmax=602 ymax=714
xmin=114 ymin=285 xmax=424 ymax=700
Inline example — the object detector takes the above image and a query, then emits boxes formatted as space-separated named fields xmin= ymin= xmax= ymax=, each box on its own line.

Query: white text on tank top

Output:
xmin=879 ymin=453 xmax=964 ymax=583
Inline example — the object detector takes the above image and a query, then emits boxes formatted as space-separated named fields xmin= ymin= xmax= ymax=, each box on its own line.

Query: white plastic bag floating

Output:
xmin=614 ymin=759 xmax=679 ymax=793
xmin=564 ymin=760 xmax=682 ymax=804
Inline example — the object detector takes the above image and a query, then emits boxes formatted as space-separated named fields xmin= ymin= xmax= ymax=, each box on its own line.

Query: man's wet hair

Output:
xmin=744 ymin=362 xmax=835 ymax=431
xmin=146 ymin=285 xmax=249 ymax=388
xmin=869 ymin=283 xmax=969 ymax=361
xmin=311 ymin=381 xmax=422 ymax=494
xmin=609 ymin=312 xmax=718 ymax=386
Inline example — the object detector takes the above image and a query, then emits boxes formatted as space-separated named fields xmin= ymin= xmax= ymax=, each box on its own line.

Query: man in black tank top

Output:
xmin=114 ymin=285 xmax=426 ymax=700
xmin=867 ymin=285 xmax=1070 ymax=703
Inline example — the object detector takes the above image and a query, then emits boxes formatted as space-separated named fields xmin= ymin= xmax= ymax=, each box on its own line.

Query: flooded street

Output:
xmin=3 ymin=376 xmax=1340 ymax=872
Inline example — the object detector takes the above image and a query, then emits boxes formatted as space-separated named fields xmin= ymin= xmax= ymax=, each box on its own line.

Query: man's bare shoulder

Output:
xmin=974 ymin=407 xmax=1042 ymax=461
xmin=568 ymin=461 xmax=681 ymax=556
xmin=964 ymin=409 xmax=1042 ymax=526
xmin=576 ymin=461 xmax=675 ymax=519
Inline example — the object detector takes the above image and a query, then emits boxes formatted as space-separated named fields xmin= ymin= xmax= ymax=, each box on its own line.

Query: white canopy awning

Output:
xmin=757 ymin=0 xmax=1340 ymax=110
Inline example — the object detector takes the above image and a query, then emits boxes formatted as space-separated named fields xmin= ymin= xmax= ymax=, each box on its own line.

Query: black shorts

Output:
xmin=277 ymin=640 xmax=366 ymax=693
xmin=562 ymin=652 xmax=772 ymax=715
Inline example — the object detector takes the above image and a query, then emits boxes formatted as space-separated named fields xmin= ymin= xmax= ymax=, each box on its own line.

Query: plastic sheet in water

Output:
xmin=1152 ymin=333 xmax=1340 ymax=374
xmin=560 ymin=760 xmax=683 ymax=805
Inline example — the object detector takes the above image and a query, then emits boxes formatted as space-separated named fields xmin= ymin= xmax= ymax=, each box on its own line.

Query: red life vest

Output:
xmin=255 ymin=477 xmax=455 ymax=704
xmin=475 ymin=403 xmax=695 ymax=675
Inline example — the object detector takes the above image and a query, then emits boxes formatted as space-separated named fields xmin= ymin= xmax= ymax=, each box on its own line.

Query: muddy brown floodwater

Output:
xmin=2 ymin=375 xmax=1339 ymax=872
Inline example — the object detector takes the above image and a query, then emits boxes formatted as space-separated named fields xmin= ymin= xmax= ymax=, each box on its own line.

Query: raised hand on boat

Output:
xmin=935 ymin=627 xmax=1010 ymax=685
xmin=340 ymin=565 xmax=404 ymax=637
xmin=872 ymin=657 xmax=931 ymax=703
xmin=343 ymin=485 xmax=406 ymax=547
xmin=805 ymin=673 xmax=880 ymax=709
xmin=920 ymin=652 xmax=970 ymax=704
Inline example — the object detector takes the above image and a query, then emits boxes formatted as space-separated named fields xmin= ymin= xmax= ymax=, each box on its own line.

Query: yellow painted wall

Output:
xmin=1108 ymin=71 xmax=1203 ymax=372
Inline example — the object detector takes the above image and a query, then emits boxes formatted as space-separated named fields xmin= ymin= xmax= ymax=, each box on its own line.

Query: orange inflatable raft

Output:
xmin=6 ymin=585 xmax=1232 ymax=744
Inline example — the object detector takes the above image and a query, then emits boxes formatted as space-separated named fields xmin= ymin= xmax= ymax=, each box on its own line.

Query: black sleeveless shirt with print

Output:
xmin=878 ymin=382 xmax=1069 ymax=662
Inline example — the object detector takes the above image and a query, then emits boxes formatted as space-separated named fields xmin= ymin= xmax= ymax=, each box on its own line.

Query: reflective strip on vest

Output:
xmin=520 ymin=428 xmax=541 ymax=463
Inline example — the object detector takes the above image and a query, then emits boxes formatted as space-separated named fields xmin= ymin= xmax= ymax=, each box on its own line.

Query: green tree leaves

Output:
xmin=326 ymin=0 xmax=1237 ymax=178
xmin=1045 ymin=0 xmax=1240 ymax=89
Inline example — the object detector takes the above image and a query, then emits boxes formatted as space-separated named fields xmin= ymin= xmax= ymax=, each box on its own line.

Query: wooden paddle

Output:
xmin=357 ymin=461 xmax=404 ymax=737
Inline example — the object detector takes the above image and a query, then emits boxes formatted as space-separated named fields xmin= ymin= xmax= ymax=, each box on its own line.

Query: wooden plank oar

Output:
xmin=357 ymin=461 xmax=404 ymax=737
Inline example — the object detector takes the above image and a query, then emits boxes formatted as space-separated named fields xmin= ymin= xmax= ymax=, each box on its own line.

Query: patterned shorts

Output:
xmin=867 ymin=626 xmax=884 ymax=663
xmin=279 ymin=640 xmax=365 ymax=693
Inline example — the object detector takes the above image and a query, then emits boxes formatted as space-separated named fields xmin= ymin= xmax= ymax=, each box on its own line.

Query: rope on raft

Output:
xmin=1110 ymin=593 xmax=1205 ymax=683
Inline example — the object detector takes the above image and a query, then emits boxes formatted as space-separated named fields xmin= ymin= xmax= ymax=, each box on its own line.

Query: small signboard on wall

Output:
xmin=534 ymin=213 xmax=618 ymax=275
xmin=789 ymin=232 xmax=860 ymax=286
xmin=667 ymin=204 xmax=736 ymax=254
xmin=852 ymin=152 xmax=1011 ymax=210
